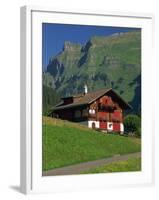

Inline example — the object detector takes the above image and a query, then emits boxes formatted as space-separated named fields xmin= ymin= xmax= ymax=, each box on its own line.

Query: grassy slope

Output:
xmin=43 ymin=117 xmax=141 ymax=171
xmin=82 ymin=157 xmax=141 ymax=174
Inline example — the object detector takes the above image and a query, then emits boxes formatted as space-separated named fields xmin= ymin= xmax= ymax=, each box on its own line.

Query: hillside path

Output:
xmin=43 ymin=152 xmax=141 ymax=176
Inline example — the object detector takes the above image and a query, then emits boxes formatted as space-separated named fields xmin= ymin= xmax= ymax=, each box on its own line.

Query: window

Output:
xmin=82 ymin=109 xmax=88 ymax=117
xmin=75 ymin=110 xmax=81 ymax=118
xmin=89 ymin=109 xmax=95 ymax=114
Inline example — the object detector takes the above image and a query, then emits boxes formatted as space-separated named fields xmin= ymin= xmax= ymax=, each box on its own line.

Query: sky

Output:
xmin=42 ymin=23 xmax=139 ymax=70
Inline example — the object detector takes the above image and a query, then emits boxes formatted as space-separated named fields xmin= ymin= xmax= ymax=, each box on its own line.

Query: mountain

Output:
xmin=43 ymin=31 xmax=141 ymax=113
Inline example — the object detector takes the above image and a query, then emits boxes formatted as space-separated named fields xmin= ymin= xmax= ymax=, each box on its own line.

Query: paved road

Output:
xmin=43 ymin=152 xmax=141 ymax=176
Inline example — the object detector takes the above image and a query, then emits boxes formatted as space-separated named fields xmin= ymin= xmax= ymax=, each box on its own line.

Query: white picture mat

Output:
xmin=21 ymin=6 xmax=154 ymax=194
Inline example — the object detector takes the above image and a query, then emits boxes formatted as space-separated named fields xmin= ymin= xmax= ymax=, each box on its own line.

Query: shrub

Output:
xmin=124 ymin=114 xmax=141 ymax=137
xmin=135 ymin=126 xmax=141 ymax=137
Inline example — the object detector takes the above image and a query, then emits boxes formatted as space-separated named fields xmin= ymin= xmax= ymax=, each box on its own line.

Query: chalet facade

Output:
xmin=50 ymin=86 xmax=131 ymax=133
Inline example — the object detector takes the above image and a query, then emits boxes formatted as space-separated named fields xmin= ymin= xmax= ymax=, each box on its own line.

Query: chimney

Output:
xmin=84 ymin=84 xmax=88 ymax=95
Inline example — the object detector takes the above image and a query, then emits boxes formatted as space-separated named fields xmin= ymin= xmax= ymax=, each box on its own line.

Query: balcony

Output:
xmin=97 ymin=112 xmax=122 ymax=123
xmin=89 ymin=113 xmax=96 ymax=119
xmin=98 ymin=103 xmax=115 ymax=112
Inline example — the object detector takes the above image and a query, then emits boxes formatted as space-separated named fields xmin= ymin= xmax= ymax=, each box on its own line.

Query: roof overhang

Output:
xmin=53 ymin=103 xmax=87 ymax=111
xmin=52 ymin=88 xmax=132 ymax=112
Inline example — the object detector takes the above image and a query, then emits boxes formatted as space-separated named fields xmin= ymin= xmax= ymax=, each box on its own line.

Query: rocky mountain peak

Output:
xmin=43 ymin=31 xmax=141 ymax=113
xmin=63 ymin=41 xmax=82 ymax=52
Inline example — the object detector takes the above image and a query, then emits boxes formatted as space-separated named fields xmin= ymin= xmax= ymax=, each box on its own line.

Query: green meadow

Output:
xmin=43 ymin=117 xmax=141 ymax=171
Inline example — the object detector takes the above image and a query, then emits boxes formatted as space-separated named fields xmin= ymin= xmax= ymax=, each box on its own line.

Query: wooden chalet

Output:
xmin=50 ymin=86 xmax=131 ymax=133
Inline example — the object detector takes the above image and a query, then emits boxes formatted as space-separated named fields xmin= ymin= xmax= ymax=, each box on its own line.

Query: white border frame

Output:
xmin=20 ymin=6 xmax=154 ymax=194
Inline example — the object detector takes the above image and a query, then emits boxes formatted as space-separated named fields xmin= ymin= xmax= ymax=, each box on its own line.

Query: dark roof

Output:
xmin=53 ymin=88 xmax=132 ymax=111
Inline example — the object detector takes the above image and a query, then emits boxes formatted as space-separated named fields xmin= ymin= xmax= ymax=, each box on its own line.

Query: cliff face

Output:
xmin=43 ymin=31 xmax=141 ymax=113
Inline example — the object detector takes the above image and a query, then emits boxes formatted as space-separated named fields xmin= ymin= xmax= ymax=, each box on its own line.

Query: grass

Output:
xmin=42 ymin=117 xmax=141 ymax=171
xmin=81 ymin=157 xmax=141 ymax=174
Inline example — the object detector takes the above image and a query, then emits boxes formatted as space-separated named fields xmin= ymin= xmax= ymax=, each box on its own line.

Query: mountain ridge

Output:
xmin=43 ymin=31 xmax=141 ymax=114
